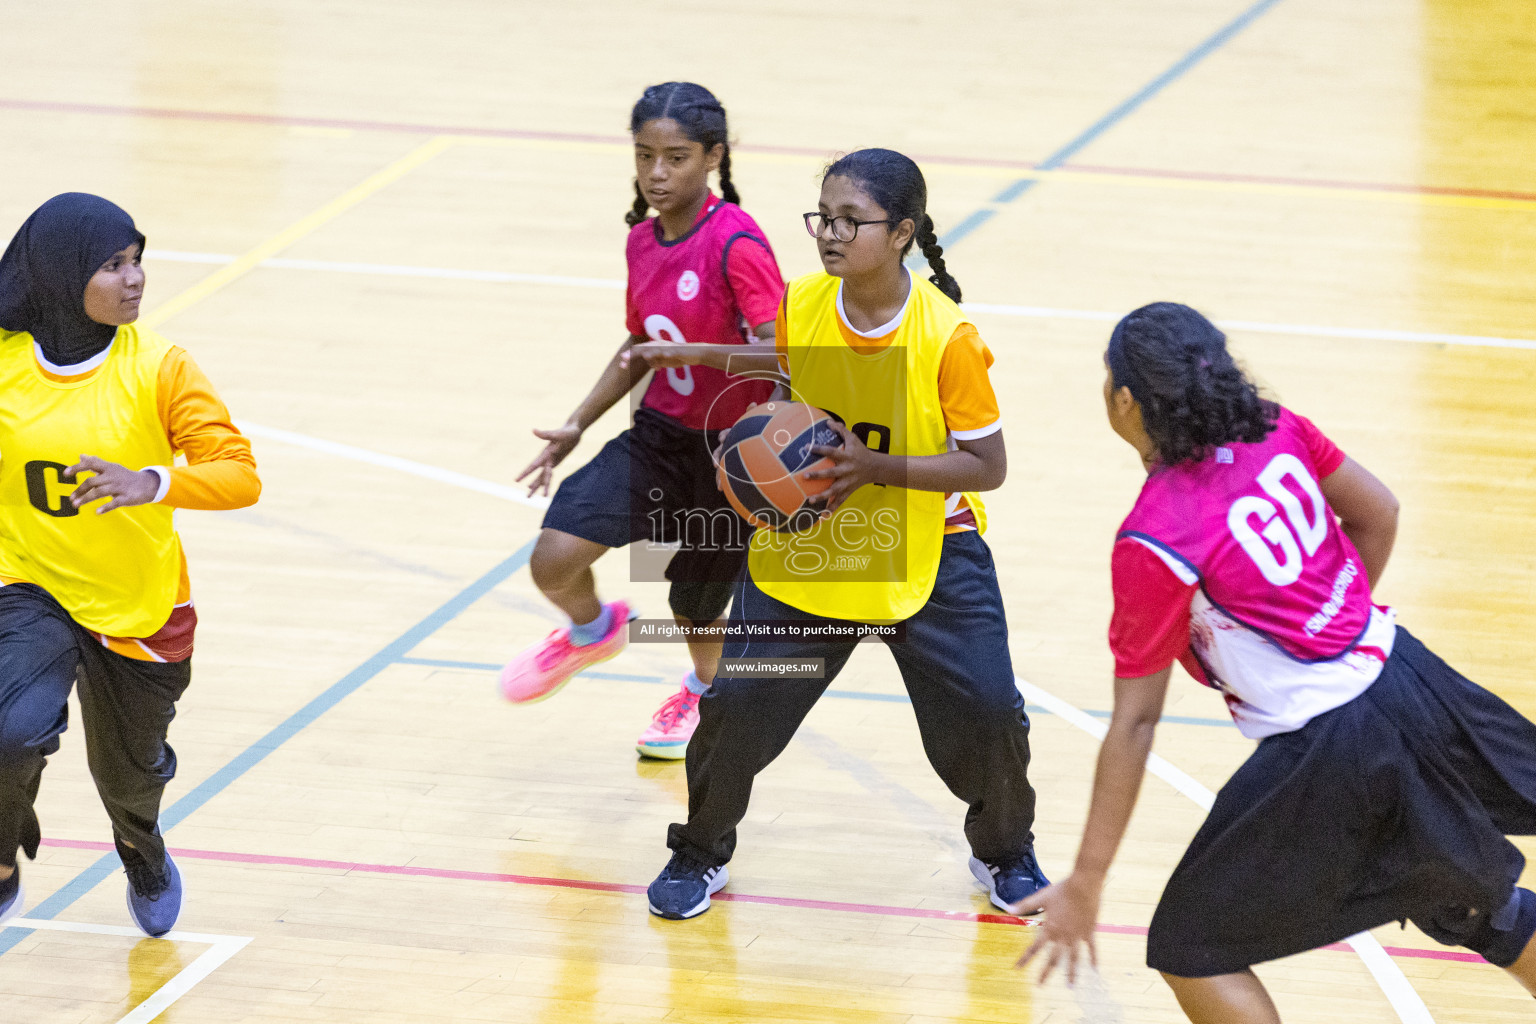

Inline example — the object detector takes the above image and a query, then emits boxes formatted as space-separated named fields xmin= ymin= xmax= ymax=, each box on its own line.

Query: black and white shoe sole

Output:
xmin=649 ymin=866 xmax=729 ymax=920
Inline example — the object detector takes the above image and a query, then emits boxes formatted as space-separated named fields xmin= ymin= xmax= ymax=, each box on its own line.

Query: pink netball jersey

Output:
xmin=1109 ymin=408 xmax=1397 ymax=738
xmin=625 ymin=194 xmax=782 ymax=431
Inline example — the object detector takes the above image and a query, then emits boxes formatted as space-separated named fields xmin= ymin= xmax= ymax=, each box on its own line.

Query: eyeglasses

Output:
xmin=803 ymin=212 xmax=894 ymax=243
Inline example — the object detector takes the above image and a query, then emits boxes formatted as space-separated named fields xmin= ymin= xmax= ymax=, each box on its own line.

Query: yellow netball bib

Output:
xmin=750 ymin=272 xmax=969 ymax=623
xmin=0 ymin=326 xmax=180 ymax=636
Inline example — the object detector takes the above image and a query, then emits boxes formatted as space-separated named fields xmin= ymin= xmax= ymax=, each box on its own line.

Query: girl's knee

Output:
xmin=955 ymin=682 xmax=1027 ymax=725
xmin=0 ymin=705 xmax=66 ymax=769
xmin=529 ymin=535 xmax=590 ymax=592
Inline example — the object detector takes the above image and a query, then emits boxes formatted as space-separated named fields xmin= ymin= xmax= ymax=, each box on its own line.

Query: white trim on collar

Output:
xmin=835 ymin=270 xmax=913 ymax=339
xmin=35 ymin=340 xmax=113 ymax=375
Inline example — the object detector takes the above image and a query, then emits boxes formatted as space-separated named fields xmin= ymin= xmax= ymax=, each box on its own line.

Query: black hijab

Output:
xmin=0 ymin=193 xmax=146 ymax=366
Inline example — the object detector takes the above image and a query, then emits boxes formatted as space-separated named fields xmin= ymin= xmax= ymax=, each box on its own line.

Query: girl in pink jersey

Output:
xmin=1019 ymin=302 xmax=1536 ymax=1020
xmin=502 ymin=83 xmax=784 ymax=760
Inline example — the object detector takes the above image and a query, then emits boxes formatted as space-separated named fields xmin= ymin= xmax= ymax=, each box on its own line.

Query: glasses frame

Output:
xmin=802 ymin=212 xmax=896 ymax=243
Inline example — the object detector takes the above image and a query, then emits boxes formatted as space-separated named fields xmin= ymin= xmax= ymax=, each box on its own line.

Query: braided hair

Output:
xmin=625 ymin=82 xmax=738 ymax=227
xmin=823 ymin=149 xmax=961 ymax=302
xmin=1106 ymin=302 xmax=1279 ymax=465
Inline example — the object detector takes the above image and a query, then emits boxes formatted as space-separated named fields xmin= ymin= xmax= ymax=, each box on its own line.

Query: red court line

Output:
xmin=0 ymin=97 xmax=1031 ymax=170
xmin=3 ymin=97 xmax=1528 ymax=204
xmin=39 ymin=838 xmax=1489 ymax=963
xmin=0 ymin=97 xmax=630 ymax=147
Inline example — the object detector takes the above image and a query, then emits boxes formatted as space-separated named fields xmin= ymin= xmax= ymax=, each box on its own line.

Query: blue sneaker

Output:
xmin=969 ymin=847 xmax=1050 ymax=915
xmin=120 ymin=840 xmax=182 ymax=938
xmin=0 ymin=867 xmax=23 ymax=926
xmin=647 ymin=851 xmax=728 ymax=919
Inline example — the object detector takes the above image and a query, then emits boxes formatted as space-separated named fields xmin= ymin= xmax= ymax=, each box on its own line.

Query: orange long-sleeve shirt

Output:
xmin=8 ymin=344 xmax=260 ymax=660
xmin=152 ymin=346 xmax=261 ymax=510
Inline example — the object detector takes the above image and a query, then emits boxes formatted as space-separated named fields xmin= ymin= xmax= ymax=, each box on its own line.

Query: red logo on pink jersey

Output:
xmin=1120 ymin=409 xmax=1372 ymax=661
xmin=626 ymin=201 xmax=780 ymax=431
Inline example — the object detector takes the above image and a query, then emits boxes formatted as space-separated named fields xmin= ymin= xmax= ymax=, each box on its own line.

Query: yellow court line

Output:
xmin=141 ymin=135 xmax=456 ymax=329
xmin=451 ymin=133 xmax=1536 ymax=214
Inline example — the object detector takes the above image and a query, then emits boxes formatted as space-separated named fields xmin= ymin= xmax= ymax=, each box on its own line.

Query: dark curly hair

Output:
xmin=823 ymin=149 xmax=961 ymax=303
xmin=626 ymin=82 xmax=737 ymax=227
xmin=1107 ymin=302 xmax=1278 ymax=465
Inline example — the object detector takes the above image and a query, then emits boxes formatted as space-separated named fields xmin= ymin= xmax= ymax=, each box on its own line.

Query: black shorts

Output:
xmin=542 ymin=407 xmax=748 ymax=623
xmin=1148 ymin=627 xmax=1536 ymax=976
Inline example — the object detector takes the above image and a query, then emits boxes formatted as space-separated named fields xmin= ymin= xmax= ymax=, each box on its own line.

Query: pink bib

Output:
xmin=626 ymin=200 xmax=780 ymax=431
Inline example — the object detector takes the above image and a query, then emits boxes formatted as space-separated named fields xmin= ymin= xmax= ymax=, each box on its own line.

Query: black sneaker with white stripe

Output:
xmin=970 ymin=846 xmax=1050 ymax=914
xmin=648 ymin=851 xmax=729 ymax=919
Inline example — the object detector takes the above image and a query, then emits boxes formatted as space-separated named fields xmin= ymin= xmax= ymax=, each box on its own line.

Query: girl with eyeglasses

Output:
xmin=646 ymin=148 xmax=1047 ymax=920
xmin=1018 ymin=303 xmax=1536 ymax=1020
xmin=502 ymin=83 xmax=785 ymax=761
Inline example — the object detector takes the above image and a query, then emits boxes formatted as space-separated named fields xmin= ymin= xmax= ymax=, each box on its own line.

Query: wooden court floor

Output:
xmin=2 ymin=1 xmax=1534 ymax=1021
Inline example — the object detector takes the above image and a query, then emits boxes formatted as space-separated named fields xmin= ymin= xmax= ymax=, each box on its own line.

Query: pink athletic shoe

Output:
xmin=635 ymin=677 xmax=703 ymax=759
xmin=499 ymin=600 xmax=632 ymax=704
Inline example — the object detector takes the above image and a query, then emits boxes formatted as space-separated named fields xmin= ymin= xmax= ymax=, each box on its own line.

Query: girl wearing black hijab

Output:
xmin=0 ymin=193 xmax=261 ymax=937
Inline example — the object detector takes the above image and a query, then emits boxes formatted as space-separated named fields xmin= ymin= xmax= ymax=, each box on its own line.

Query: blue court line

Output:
xmin=934 ymin=0 xmax=1284 ymax=250
xmin=396 ymin=655 xmax=1235 ymax=728
xmin=0 ymin=540 xmax=536 ymax=956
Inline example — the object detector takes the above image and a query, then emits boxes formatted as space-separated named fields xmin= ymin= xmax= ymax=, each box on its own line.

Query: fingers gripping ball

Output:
xmin=717 ymin=402 xmax=843 ymax=533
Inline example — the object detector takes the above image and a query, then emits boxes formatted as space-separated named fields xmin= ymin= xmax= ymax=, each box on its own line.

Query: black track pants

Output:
xmin=0 ymin=584 xmax=190 ymax=868
xmin=667 ymin=531 xmax=1037 ymax=866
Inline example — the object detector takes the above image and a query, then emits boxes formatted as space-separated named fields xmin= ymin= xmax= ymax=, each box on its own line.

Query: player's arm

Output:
xmin=67 ymin=348 xmax=261 ymax=514
xmin=566 ymin=332 xmax=653 ymax=432
xmin=1018 ymin=540 xmax=1191 ymax=983
xmin=1016 ymin=667 xmax=1171 ymax=983
xmin=517 ymin=333 xmax=650 ymax=496
xmin=1320 ymin=456 xmax=1398 ymax=589
xmin=900 ymin=431 xmax=1005 ymax=490
xmin=155 ymin=348 xmax=261 ymax=510
xmin=624 ymin=238 xmax=786 ymax=381
xmin=730 ymin=320 xmax=791 ymax=384
xmin=806 ymin=325 xmax=1005 ymax=511
xmin=806 ymin=427 xmax=1007 ymax=512
xmin=621 ymin=322 xmax=784 ymax=380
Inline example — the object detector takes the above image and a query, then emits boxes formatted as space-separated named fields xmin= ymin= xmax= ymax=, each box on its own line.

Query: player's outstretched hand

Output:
xmin=517 ymin=424 xmax=582 ymax=497
xmin=1014 ymin=873 xmax=1101 ymax=987
xmin=804 ymin=420 xmax=879 ymax=515
xmin=66 ymin=455 xmax=160 ymax=514
xmin=620 ymin=340 xmax=703 ymax=369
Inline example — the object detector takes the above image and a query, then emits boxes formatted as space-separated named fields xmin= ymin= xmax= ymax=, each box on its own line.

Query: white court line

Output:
xmin=5 ymin=917 xmax=253 ymax=1024
xmin=150 ymin=249 xmax=235 ymax=264
xmin=149 ymin=249 xmax=624 ymax=290
xmin=1016 ymin=678 xmax=1434 ymax=1024
xmin=227 ymin=416 xmax=1436 ymax=1024
xmin=966 ymin=303 xmax=1536 ymax=352
xmin=144 ymin=248 xmax=1536 ymax=351
xmin=234 ymin=420 xmax=551 ymax=510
